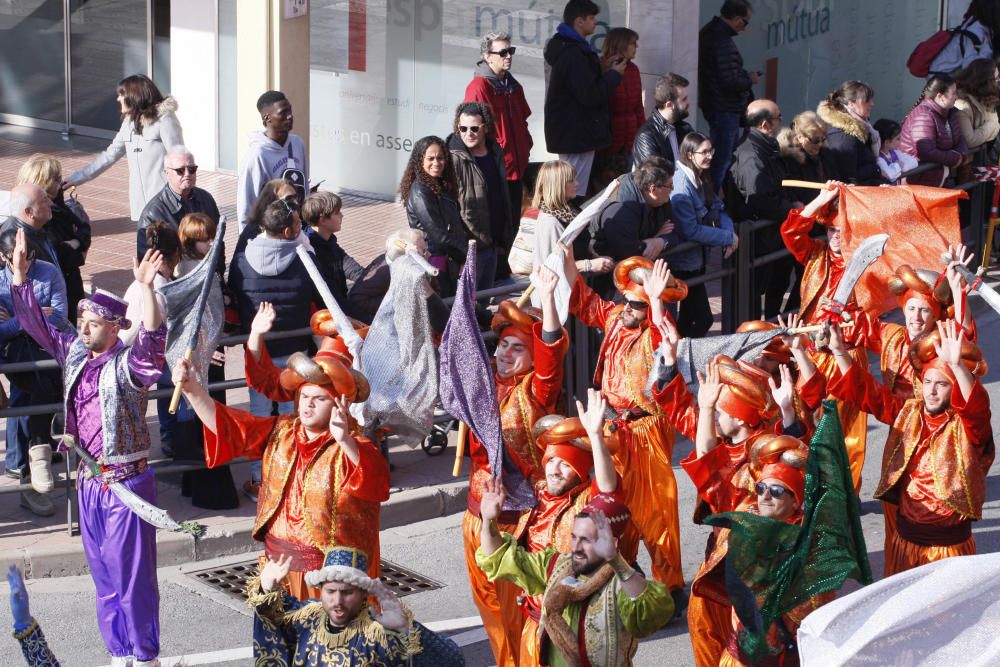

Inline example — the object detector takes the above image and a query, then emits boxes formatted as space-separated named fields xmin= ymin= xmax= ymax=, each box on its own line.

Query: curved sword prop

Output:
xmin=943 ymin=251 xmax=1000 ymax=317
xmin=67 ymin=436 xmax=205 ymax=537
xmin=822 ymin=233 xmax=890 ymax=322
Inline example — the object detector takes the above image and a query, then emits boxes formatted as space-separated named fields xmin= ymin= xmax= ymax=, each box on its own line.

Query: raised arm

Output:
xmin=328 ymin=395 xmax=360 ymax=466
xmin=577 ymin=389 xmax=617 ymax=493
xmin=694 ymin=360 xmax=724 ymax=458
xmin=933 ymin=319 xmax=975 ymax=403
xmin=9 ymin=229 xmax=73 ymax=362
xmin=826 ymin=324 xmax=905 ymax=424
xmin=643 ymin=259 xmax=671 ymax=329
xmin=173 ymin=357 xmax=217 ymax=433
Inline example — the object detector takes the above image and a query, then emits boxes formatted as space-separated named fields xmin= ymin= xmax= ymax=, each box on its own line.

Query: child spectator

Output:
xmin=874 ymin=119 xmax=918 ymax=184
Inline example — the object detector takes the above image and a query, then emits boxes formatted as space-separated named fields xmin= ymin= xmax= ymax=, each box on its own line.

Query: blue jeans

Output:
xmin=704 ymin=111 xmax=742 ymax=189
xmin=5 ymin=385 xmax=29 ymax=475
xmin=248 ymin=353 xmax=293 ymax=482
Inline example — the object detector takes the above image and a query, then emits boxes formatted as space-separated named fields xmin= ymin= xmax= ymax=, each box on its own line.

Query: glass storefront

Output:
xmin=308 ymin=0 xmax=626 ymax=198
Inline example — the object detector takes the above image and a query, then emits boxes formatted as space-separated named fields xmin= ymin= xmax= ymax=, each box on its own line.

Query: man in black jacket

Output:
xmin=726 ymin=99 xmax=803 ymax=319
xmin=544 ymin=0 xmax=625 ymax=198
xmin=137 ymin=146 xmax=220 ymax=259
xmin=592 ymin=157 xmax=678 ymax=297
xmin=699 ymin=0 xmax=758 ymax=188
xmin=632 ymin=73 xmax=694 ymax=171
xmin=447 ymin=102 xmax=512 ymax=290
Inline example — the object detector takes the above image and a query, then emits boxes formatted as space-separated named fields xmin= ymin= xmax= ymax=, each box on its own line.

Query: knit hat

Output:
xmin=79 ymin=289 xmax=131 ymax=329
xmin=613 ymin=257 xmax=688 ymax=305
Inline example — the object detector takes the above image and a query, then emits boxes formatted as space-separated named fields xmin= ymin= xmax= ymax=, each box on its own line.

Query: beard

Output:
xmin=671 ymin=107 xmax=690 ymax=124
xmin=571 ymin=553 xmax=604 ymax=576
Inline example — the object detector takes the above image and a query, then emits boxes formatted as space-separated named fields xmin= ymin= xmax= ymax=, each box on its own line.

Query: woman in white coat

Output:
xmin=67 ymin=74 xmax=184 ymax=222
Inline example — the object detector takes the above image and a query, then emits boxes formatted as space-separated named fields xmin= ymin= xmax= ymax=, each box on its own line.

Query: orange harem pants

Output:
xmin=462 ymin=510 xmax=525 ymax=667
xmin=813 ymin=350 xmax=869 ymax=492
xmin=884 ymin=527 xmax=976 ymax=577
xmin=614 ymin=414 xmax=685 ymax=590
xmin=688 ymin=591 xmax=732 ymax=667
xmin=520 ymin=616 xmax=542 ymax=667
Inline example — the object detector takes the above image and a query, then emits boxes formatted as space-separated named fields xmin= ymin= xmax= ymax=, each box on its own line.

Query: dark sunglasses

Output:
xmin=459 ymin=125 xmax=482 ymax=134
xmin=167 ymin=165 xmax=198 ymax=175
xmin=804 ymin=135 xmax=827 ymax=145
xmin=489 ymin=47 xmax=516 ymax=58
xmin=624 ymin=298 xmax=649 ymax=310
xmin=755 ymin=482 xmax=788 ymax=499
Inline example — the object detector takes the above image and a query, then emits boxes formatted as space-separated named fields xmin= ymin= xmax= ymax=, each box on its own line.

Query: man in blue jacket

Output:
xmin=544 ymin=0 xmax=625 ymax=198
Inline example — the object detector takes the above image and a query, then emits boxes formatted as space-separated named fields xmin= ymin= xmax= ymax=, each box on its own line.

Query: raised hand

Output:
xmin=768 ymin=364 xmax=795 ymax=413
xmin=643 ymin=259 xmax=672 ymax=302
xmin=590 ymin=256 xmax=614 ymax=273
xmin=932 ymin=318 xmax=965 ymax=366
xmin=655 ymin=316 xmax=681 ymax=366
xmin=171 ymin=357 xmax=198 ymax=390
xmin=777 ymin=313 xmax=806 ymax=351
xmin=133 ymin=248 xmax=164 ymax=286
xmin=697 ymin=359 xmax=723 ymax=410
xmin=827 ymin=322 xmax=848 ymax=356
xmin=372 ymin=581 xmax=408 ymax=631
xmin=479 ymin=476 xmax=506 ymax=523
xmin=250 ymin=302 xmax=277 ymax=336
xmin=575 ymin=388 xmax=608 ymax=436
xmin=589 ymin=510 xmax=619 ymax=563
xmin=532 ymin=264 xmax=559 ymax=298
xmin=260 ymin=554 xmax=293 ymax=593
xmin=328 ymin=394 xmax=353 ymax=443
xmin=7 ymin=564 xmax=31 ymax=629
xmin=945 ymin=243 xmax=973 ymax=289
xmin=10 ymin=228 xmax=30 ymax=285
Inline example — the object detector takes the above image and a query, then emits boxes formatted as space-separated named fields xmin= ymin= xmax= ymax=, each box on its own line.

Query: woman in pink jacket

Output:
xmin=900 ymin=74 xmax=969 ymax=187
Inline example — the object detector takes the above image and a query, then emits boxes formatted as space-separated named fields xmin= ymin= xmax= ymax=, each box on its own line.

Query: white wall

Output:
xmin=170 ymin=0 xmax=220 ymax=170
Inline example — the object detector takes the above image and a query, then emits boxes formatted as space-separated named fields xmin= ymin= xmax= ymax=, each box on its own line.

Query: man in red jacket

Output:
xmin=465 ymin=29 xmax=533 ymax=280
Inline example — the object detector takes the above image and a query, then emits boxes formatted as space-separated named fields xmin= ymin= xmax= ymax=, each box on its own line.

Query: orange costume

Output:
xmin=463 ymin=313 xmax=568 ymax=667
xmin=655 ymin=361 xmax=787 ymax=667
xmin=569 ymin=270 xmax=687 ymax=591
xmin=781 ymin=208 xmax=869 ymax=490
xmin=829 ymin=354 xmax=993 ymax=577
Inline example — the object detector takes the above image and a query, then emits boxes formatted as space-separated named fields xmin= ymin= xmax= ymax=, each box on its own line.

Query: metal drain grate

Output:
xmin=188 ymin=558 xmax=444 ymax=601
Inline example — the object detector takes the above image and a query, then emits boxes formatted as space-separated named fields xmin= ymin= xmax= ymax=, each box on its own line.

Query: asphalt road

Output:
xmin=3 ymin=296 xmax=1000 ymax=666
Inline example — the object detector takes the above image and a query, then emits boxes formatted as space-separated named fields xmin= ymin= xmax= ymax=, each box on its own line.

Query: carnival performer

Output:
xmin=249 ymin=546 xmax=464 ymax=665
xmin=477 ymin=479 xmax=673 ymax=667
xmin=827 ymin=319 xmax=992 ymax=576
xmin=8 ymin=565 xmax=59 ymax=667
xmin=516 ymin=388 xmax=633 ymax=666
xmin=564 ymin=246 xmax=689 ymax=599
xmin=651 ymin=316 xmax=804 ymax=667
xmin=457 ymin=264 xmax=568 ymax=667
xmin=719 ymin=455 xmax=835 ymax=667
xmin=173 ymin=330 xmax=389 ymax=600
xmin=10 ymin=228 xmax=165 ymax=667
xmin=779 ymin=181 xmax=869 ymax=490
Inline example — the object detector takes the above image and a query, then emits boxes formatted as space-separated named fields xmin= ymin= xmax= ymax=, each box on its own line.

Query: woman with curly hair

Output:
xmin=954 ymin=57 xmax=1000 ymax=151
xmin=400 ymin=136 xmax=466 ymax=296
xmin=67 ymin=74 xmax=184 ymax=221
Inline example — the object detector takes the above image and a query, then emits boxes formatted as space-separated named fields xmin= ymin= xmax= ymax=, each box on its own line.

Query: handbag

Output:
xmin=508 ymin=208 xmax=539 ymax=276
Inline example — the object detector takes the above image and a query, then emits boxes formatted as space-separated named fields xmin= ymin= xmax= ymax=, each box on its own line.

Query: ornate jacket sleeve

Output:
xmin=14 ymin=619 xmax=60 ymax=666
xmin=827 ymin=362 xmax=905 ymax=425
xmin=530 ymin=321 xmax=569 ymax=412
xmin=616 ymin=579 xmax=674 ymax=638
xmin=203 ymin=404 xmax=279 ymax=466
xmin=569 ymin=276 xmax=616 ymax=331
xmin=245 ymin=343 xmax=295 ymax=403
xmin=340 ymin=436 xmax=391 ymax=503
xmin=475 ymin=532 xmax=556 ymax=597
xmin=780 ymin=209 xmax=823 ymax=266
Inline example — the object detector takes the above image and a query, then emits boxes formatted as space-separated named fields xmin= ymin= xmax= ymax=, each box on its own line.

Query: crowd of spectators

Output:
xmin=4 ymin=0 xmax=1000 ymax=518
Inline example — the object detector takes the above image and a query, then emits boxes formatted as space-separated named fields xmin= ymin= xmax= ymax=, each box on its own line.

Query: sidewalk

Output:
xmin=0 ymin=131 xmax=461 ymax=578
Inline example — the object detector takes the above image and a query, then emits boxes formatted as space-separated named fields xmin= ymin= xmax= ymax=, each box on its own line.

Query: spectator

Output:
xmin=816 ymin=80 xmax=884 ymax=185
xmin=954 ymin=58 xmax=1000 ymax=152
xmin=699 ymin=0 xmax=758 ymax=188
xmin=301 ymin=191 xmax=364 ymax=307
xmin=591 ymin=156 xmax=677 ymax=295
xmin=726 ymin=99 xmax=801 ymax=319
xmin=874 ymin=119 xmax=919 ymax=184
xmin=778 ymin=111 xmax=840 ymax=204
xmin=464 ymin=29 xmax=533 ymax=278
xmin=400 ymin=136 xmax=466 ymax=297
xmin=632 ymin=73 xmax=693 ymax=170
xmin=66 ymin=74 xmax=183 ymax=221
xmin=930 ymin=0 xmax=999 ymax=74
xmin=234 ymin=178 xmax=301 ymax=257
xmin=15 ymin=154 xmax=90 ymax=317
xmin=237 ymin=90 xmax=308 ymax=228
xmin=900 ymin=74 xmax=969 ymax=187
xmin=523 ymin=160 xmax=612 ymax=297
xmin=448 ymin=102 xmax=512 ymax=291
xmin=0 ymin=229 xmax=66 ymax=516
xmin=1 ymin=184 xmax=59 ymax=268
xmin=600 ymin=27 xmax=644 ymax=172
xmin=137 ymin=145 xmax=220 ymax=259
xmin=670 ymin=132 xmax=737 ymax=337
xmin=543 ymin=0 xmax=625 ymax=197
xmin=176 ymin=212 xmax=218 ymax=278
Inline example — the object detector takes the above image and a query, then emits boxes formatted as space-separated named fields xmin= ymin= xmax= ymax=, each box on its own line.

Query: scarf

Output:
xmin=542 ymin=563 xmax=615 ymax=667
xmin=540 ymin=203 xmax=580 ymax=225
xmin=847 ymin=107 xmax=881 ymax=158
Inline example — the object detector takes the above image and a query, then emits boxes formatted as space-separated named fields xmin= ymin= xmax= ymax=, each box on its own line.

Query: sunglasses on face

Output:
xmin=755 ymin=482 xmax=789 ymax=498
xmin=167 ymin=165 xmax=198 ymax=176
xmin=803 ymin=135 xmax=827 ymax=145
xmin=489 ymin=47 xmax=516 ymax=58
xmin=459 ymin=125 xmax=482 ymax=134
xmin=624 ymin=298 xmax=649 ymax=310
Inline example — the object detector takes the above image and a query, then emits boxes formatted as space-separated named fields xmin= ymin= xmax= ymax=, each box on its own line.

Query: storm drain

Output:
xmin=188 ymin=558 xmax=444 ymax=602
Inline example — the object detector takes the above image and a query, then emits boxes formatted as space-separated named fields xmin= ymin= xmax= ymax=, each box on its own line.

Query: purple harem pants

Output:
xmin=79 ymin=467 xmax=160 ymax=660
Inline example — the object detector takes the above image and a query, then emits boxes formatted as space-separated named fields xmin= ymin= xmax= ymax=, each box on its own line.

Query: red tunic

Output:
xmin=781 ymin=208 xmax=851 ymax=324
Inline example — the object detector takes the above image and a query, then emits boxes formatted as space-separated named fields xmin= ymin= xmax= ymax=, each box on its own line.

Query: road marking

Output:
xmin=422 ymin=614 xmax=484 ymax=632
xmin=449 ymin=627 xmax=490 ymax=647
xmin=96 ymin=647 xmax=253 ymax=667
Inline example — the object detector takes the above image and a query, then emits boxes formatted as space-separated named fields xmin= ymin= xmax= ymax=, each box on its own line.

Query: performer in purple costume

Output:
xmin=9 ymin=228 xmax=167 ymax=667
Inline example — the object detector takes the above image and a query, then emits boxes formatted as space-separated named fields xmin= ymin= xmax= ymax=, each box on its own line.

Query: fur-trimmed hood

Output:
xmin=141 ymin=96 xmax=179 ymax=128
xmin=816 ymin=100 xmax=868 ymax=142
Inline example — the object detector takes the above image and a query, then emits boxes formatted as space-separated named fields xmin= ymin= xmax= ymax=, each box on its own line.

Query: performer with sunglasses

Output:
xmin=564 ymin=248 xmax=690 ymax=607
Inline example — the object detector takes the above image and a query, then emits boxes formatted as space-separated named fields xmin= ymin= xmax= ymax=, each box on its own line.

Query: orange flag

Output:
xmin=836 ymin=185 xmax=965 ymax=315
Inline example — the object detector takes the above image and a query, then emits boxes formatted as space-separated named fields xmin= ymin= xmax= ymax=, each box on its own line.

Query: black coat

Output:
xmin=698 ymin=16 xmax=754 ymax=114
xmin=632 ymin=112 xmax=694 ymax=171
xmin=725 ymin=129 xmax=798 ymax=223
xmin=816 ymin=101 xmax=885 ymax=186
xmin=543 ymin=31 xmax=622 ymax=154
xmin=592 ymin=173 xmax=678 ymax=261
xmin=405 ymin=180 xmax=467 ymax=264
xmin=137 ymin=184 xmax=220 ymax=231
xmin=307 ymin=229 xmax=363 ymax=305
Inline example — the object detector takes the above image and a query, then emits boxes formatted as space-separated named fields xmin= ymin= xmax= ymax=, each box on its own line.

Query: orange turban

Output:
xmin=714 ymin=356 xmax=773 ymax=426
xmin=491 ymin=300 xmax=540 ymax=353
xmin=613 ymin=257 xmax=688 ymax=305
xmin=537 ymin=415 xmax=619 ymax=483
xmin=758 ymin=462 xmax=805 ymax=505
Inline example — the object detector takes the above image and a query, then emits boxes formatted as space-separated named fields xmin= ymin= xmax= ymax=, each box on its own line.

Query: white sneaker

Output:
xmin=28 ymin=443 xmax=54 ymax=494
xmin=109 ymin=657 xmax=131 ymax=667
xmin=133 ymin=660 xmax=159 ymax=667
xmin=19 ymin=489 xmax=55 ymax=517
